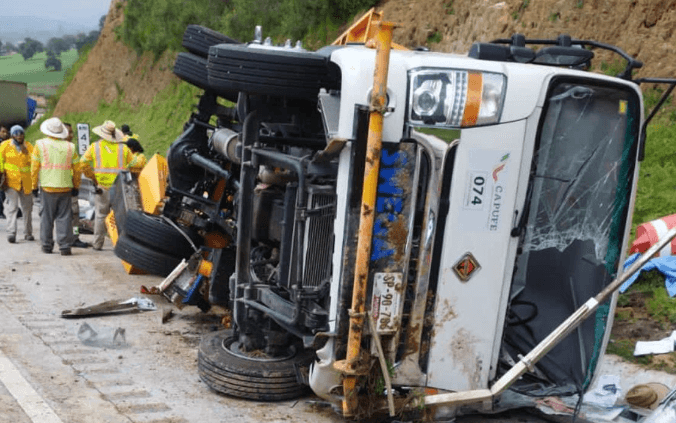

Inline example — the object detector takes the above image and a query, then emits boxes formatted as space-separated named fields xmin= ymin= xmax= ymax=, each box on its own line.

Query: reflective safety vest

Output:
xmin=129 ymin=152 xmax=147 ymax=173
xmin=88 ymin=141 xmax=132 ymax=187
xmin=0 ymin=139 xmax=33 ymax=194
xmin=122 ymin=133 xmax=140 ymax=142
xmin=33 ymin=138 xmax=76 ymax=189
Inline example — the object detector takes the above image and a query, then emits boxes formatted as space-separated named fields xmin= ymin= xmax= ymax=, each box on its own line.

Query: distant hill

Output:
xmin=1 ymin=16 xmax=99 ymax=45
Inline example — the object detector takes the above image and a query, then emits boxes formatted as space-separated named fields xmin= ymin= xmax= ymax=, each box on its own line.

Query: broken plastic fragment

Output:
xmin=77 ymin=322 xmax=128 ymax=349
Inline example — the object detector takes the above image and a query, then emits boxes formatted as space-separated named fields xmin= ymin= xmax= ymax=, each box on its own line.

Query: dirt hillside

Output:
xmin=53 ymin=0 xmax=175 ymax=116
xmin=55 ymin=0 xmax=676 ymax=115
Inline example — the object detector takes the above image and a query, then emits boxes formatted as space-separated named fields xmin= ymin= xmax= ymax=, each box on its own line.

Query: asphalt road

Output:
xmin=0 ymin=211 xmax=672 ymax=423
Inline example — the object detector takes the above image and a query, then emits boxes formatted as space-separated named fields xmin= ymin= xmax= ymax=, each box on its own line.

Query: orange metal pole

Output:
xmin=341 ymin=20 xmax=395 ymax=418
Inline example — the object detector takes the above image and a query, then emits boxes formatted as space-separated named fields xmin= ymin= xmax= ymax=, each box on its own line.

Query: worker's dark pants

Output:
xmin=93 ymin=187 xmax=111 ymax=250
xmin=40 ymin=191 xmax=73 ymax=251
xmin=71 ymin=196 xmax=80 ymax=237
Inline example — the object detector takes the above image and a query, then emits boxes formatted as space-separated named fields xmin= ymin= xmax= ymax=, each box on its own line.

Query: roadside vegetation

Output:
xmin=607 ymin=86 xmax=676 ymax=370
xmin=119 ymin=0 xmax=378 ymax=57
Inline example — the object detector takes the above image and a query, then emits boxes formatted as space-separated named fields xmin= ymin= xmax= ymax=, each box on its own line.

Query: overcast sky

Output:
xmin=5 ymin=0 xmax=111 ymax=26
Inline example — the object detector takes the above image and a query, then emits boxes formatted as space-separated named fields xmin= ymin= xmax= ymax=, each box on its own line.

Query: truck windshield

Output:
xmin=504 ymin=79 xmax=640 ymax=396
xmin=524 ymin=81 xmax=638 ymax=263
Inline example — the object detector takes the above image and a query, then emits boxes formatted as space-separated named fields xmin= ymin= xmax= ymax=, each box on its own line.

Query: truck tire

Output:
xmin=183 ymin=25 xmax=240 ymax=58
xmin=207 ymin=44 xmax=340 ymax=99
xmin=173 ymin=52 xmax=239 ymax=102
xmin=123 ymin=210 xmax=201 ymax=257
xmin=114 ymin=233 xmax=183 ymax=277
xmin=198 ymin=330 xmax=313 ymax=401
xmin=173 ymin=52 xmax=211 ymax=91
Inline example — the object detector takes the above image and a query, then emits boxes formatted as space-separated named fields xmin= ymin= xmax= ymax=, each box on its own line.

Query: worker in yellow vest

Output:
xmin=120 ymin=124 xmax=140 ymax=143
xmin=0 ymin=125 xmax=34 ymax=244
xmin=64 ymin=123 xmax=91 ymax=249
xmin=126 ymin=138 xmax=147 ymax=173
xmin=81 ymin=120 xmax=134 ymax=250
xmin=30 ymin=117 xmax=81 ymax=256
xmin=0 ymin=125 xmax=9 ymax=219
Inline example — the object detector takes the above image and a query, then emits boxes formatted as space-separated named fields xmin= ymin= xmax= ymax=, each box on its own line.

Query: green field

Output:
xmin=0 ymin=49 xmax=79 ymax=96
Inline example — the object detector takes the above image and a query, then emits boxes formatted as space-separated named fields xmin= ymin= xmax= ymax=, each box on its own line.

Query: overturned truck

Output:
xmin=116 ymin=12 xmax=676 ymax=421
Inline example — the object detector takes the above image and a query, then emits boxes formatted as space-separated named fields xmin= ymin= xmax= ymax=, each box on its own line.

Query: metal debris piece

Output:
xmin=61 ymin=297 xmax=157 ymax=318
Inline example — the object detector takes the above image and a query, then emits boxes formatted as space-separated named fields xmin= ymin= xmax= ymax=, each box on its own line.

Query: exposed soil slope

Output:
xmin=53 ymin=0 xmax=176 ymax=116
xmin=380 ymin=0 xmax=676 ymax=79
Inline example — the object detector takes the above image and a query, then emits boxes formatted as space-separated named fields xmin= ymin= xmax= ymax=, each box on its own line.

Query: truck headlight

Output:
xmin=408 ymin=69 xmax=506 ymax=127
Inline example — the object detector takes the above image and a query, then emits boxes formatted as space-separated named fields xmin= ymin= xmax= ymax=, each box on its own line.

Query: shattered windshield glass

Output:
xmin=521 ymin=82 xmax=637 ymax=262
xmin=502 ymin=80 xmax=639 ymax=396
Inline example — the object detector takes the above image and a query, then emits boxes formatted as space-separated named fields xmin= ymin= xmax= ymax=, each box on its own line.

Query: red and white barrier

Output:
xmin=630 ymin=213 xmax=676 ymax=257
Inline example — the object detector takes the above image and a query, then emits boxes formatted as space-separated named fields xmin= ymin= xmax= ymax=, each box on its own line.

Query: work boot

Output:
xmin=72 ymin=238 xmax=91 ymax=248
xmin=60 ymin=248 xmax=72 ymax=256
xmin=41 ymin=246 xmax=52 ymax=254
xmin=7 ymin=235 xmax=15 ymax=244
xmin=24 ymin=235 xmax=34 ymax=241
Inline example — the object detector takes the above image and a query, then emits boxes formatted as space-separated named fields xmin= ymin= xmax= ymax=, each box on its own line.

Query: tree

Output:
xmin=46 ymin=37 xmax=69 ymax=56
xmin=74 ymin=30 xmax=100 ymax=52
xmin=62 ymin=35 xmax=76 ymax=50
xmin=44 ymin=54 xmax=62 ymax=71
xmin=18 ymin=38 xmax=43 ymax=60
xmin=99 ymin=14 xmax=107 ymax=31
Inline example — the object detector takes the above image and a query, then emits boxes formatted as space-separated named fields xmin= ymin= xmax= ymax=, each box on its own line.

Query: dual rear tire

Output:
xmin=113 ymin=210 xmax=201 ymax=276
xmin=174 ymin=25 xmax=340 ymax=100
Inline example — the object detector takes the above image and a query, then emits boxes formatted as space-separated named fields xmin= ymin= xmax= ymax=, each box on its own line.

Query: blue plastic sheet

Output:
xmin=619 ymin=253 xmax=676 ymax=297
xmin=26 ymin=97 xmax=37 ymax=125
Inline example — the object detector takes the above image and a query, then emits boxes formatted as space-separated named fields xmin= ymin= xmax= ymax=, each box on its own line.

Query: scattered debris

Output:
xmin=634 ymin=331 xmax=676 ymax=356
xmin=583 ymin=374 xmax=623 ymax=408
xmin=620 ymin=253 xmax=676 ymax=297
xmin=77 ymin=322 xmax=128 ymax=349
xmin=61 ymin=297 xmax=157 ymax=318
xmin=155 ymin=259 xmax=210 ymax=312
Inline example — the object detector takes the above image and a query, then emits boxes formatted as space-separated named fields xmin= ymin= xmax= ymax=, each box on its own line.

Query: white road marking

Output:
xmin=0 ymin=349 xmax=64 ymax=423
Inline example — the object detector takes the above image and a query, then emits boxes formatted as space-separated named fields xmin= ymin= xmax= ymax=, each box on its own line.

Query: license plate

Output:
xmin=372 ymin=272 xmax=403 ymax=334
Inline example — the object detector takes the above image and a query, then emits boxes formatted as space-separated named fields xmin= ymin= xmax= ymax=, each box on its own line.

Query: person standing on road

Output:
xmin=0 ymin=125 xmax=9 ymax=219
xmin=81 ymin=120 xmax=134 ymax=251
xmin=63 ymin=123 xmax=91 ymax=248
xmin=31 ymin=117 xmax=81 ymax=256
xmin=0 ymin=125 xmax=34 ymax=243
xmin=126 ymin=138 xmax=147 ymax=173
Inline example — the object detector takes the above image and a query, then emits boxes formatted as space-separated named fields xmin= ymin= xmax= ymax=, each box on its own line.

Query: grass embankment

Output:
xmin=46 ymin=80 xmax=204 ymax=157
xmin=606 ymin=86 xmax=676 ymax=369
